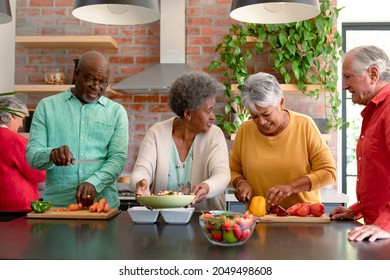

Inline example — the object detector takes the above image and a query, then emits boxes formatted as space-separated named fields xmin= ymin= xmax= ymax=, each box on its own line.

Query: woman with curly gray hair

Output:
xmin=0 ymin=96 xmax=45 ymax=211
xmin=131 ymin=71 xmax=230 ymax=211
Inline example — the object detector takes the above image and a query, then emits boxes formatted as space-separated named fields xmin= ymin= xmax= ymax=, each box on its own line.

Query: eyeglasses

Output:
xmin=78 ymin=70 xmax=108 ymax=88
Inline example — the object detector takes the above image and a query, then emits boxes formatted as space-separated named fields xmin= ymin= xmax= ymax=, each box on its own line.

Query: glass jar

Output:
xmin=44 ymin=69 xmax=66 ymax=85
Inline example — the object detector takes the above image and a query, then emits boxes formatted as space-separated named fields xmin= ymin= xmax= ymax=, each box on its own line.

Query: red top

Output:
xmin=349 ymin=84 xmax=390 ymax=232
xmin=0 ymin=128 xmax=46 ymax=212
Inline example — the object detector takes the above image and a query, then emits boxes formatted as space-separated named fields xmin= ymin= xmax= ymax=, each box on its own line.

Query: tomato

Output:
xmin=287 ymin=203 xmax=302 ymax=215
xmin=309 ymin=203 xmax=325 ymax=217
xmin=273 ymin=205 xmax=289 ymax=216
xmin=296 ymin=204 xmax=310 ymax=217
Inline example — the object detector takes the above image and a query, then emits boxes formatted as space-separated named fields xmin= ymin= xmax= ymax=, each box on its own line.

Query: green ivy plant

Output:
xmin=209 ymin=0 xmax=344 ymax=135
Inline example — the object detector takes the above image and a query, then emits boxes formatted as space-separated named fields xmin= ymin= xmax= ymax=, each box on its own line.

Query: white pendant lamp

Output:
xmin=230 ymin=0 xmax=321 ymax=24
xmin=0 ymin=0 xmax=12 ymax=24
xmin=72 ymin=0 xmax=160 ymax=25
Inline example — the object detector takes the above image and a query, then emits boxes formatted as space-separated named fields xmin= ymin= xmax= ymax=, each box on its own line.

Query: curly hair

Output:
xmin=168 ymin=71 xmax=224 ymax=117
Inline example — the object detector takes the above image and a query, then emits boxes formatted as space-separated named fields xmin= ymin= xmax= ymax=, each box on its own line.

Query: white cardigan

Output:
xmin=130 ymin=117 xmax=230 ymax=211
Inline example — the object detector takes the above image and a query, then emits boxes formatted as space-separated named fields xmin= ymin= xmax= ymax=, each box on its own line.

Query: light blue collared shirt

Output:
xmin=27 ymin=89 xmax=128 ymax=207
xmin=167 ymin=138 xmax=193 ymax=194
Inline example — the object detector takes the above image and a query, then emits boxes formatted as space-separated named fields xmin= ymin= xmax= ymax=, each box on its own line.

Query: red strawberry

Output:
xmin=222 ymin=219 xmax=233 ymax=232
xmin=241 ymin=213 xmax=255 ymax=226
xmin=243 ymin=212 xmax=252 ymax=219
xmin=233 ymin=223 xmax=242 ymax=239
xmin=239 ymin=229 xmax=251 ymax=241
xmin=211 ymin=230 xmax=222 ymax=242
xmin=201 ymin=213 xmax=214 ymax=219
xmin=204 ymin=220 xmax=214 ymax=231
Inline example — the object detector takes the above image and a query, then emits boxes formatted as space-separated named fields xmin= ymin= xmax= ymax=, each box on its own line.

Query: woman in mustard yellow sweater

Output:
xmin=230 ymin=72 xmax=336 ymax=210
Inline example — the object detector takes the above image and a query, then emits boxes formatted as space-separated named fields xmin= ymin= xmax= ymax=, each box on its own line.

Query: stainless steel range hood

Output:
xmin=113 ymin=0 xmax=193 ymax=92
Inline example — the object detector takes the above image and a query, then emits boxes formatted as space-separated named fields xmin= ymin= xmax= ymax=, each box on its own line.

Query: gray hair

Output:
xmin=241 ymin=72 xmax=283 ymax=112
xmin=344 ymin=45 xmax=390 ymax=81
xmin=168 ymin=71 xmax=224 ymax=117
xmin=0 ymin=96 xmax=29 ymax=125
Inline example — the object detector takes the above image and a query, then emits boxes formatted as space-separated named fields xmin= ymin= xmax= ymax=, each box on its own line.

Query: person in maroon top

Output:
xmin=0 ymin=96 xmax=46 ymax=212
xmin=330 ymin=45 xmax=390 ymax=242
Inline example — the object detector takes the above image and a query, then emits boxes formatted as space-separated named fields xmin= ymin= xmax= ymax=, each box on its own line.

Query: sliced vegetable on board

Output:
xmin=30 ymin=201 xmax=52 ymax=213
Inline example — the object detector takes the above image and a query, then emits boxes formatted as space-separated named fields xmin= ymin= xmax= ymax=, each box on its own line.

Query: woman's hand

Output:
xmin=266 ymin=184 xmax=294 ymax=206
xmin=191 ymin=183 xmax=210 ymax=205
xmin=135 ymin=179 xmax=150 ymax=196
xmin=234 ymin=181 xmax=252 ymax=203
xmin=348 ymin=225 xmax=390 ymax=242
xmin=329 ymin=206 xmax=356 ymax=221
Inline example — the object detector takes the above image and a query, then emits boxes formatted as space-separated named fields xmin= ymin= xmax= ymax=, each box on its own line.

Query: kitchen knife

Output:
xmin=71 ymin=158 xmax=103 ymax=164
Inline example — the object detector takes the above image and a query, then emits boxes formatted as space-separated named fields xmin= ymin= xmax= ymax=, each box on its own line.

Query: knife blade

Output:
xmin=71 ymin=158 xmax=103 ymax=164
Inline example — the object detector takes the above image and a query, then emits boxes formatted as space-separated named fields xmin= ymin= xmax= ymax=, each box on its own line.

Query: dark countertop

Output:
xmin=0 ymin=211 xmax=389 ymax=260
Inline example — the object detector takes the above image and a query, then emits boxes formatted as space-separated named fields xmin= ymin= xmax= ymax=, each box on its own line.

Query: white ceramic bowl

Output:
xmin=127 ymin=206 xmax=160 ymax=224
xmin=160 ymin=207 xmax=195 ymax=224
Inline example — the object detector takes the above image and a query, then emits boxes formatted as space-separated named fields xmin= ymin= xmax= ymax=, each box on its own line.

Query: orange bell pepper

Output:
xmin=249 ymin=195 xmax=266 ymax=217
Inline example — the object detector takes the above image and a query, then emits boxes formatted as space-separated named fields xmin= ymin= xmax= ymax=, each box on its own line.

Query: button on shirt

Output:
xmin=350 ymin=84 xmax=390 ymax=231
xmin=26 ymin=89 xmax=128 ymax=208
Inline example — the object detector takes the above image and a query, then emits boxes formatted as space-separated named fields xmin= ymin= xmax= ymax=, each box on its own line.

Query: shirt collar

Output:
xmin=65 ymin=87 xmax=107 ymax=107
xmin=369 ymin=83 xmax=390 ymax=105
xmin=361 ymin=83 xmax=390 ymax=118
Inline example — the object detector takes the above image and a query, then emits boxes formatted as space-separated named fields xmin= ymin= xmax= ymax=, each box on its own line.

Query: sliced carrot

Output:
xmin=55 ymin=207 xmax=67 ymax=212
xmin=68 ymin=204 xmax=82 ymax=211
xmin=89 ymin=202 xmax=99 ymax=212
xmin=103 ymin=203 xmax=110 ymax=213
xmin=96 ymin=198 xmax=106 ymax=213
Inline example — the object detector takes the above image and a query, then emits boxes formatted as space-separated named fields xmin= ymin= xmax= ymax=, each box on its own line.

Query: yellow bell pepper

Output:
xmin=249 ymin=196 xmax=266 ymax=217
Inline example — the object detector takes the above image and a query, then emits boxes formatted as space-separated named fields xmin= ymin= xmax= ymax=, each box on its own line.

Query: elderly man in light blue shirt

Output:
xmin=27 ymin=51 xmax=128 ymax=208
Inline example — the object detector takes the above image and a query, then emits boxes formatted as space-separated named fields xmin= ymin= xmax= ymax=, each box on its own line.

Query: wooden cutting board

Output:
xmin=26 ymin=208 xmax=120 ymax=220
xmin=258 ymin=214 xmax=331 ymax=223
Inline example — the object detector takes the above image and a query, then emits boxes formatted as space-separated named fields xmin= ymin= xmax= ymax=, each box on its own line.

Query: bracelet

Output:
xmin=235 ymin=179 xmax=247 ymax=189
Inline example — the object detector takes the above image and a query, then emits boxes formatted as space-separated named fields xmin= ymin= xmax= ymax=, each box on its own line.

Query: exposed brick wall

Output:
xmin=14 ymin=0 xmax=338 ymax=175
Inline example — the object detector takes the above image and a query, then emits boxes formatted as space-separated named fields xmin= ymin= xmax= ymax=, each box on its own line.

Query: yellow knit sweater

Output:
xmin=230 ymin=110 xmax=336 ymax=209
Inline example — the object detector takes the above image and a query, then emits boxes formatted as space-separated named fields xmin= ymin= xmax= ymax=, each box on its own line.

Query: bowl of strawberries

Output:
xmin=199 ymin=211 xmax=257 ymax=246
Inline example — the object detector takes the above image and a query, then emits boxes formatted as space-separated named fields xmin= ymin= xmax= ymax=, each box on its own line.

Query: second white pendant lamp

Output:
xmin=230 ymin=0 xmax=321 ymax=24
xmin=72 ymin=0 xmax=160 ymax=25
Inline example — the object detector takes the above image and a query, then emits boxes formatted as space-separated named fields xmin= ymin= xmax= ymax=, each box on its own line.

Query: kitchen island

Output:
xmin=0 ymin=212 xmax=389 ymax=260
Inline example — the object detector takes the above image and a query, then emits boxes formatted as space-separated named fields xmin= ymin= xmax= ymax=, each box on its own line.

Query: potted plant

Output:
xmin=209 ymin=0 xmax=344 ymax=136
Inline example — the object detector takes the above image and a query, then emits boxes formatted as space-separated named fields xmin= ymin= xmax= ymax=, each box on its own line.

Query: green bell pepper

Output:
xmin=30 ymin=201 xmax=52 ymax=213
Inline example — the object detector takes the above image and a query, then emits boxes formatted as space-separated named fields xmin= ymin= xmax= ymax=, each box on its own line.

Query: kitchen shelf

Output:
xmin=231 ymin=83 xmax=322 ymax=94
xmin=15 ymin=36 xmax=118 ymax=49
xmin=14 ymin=84 xmax=118 ymax=95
